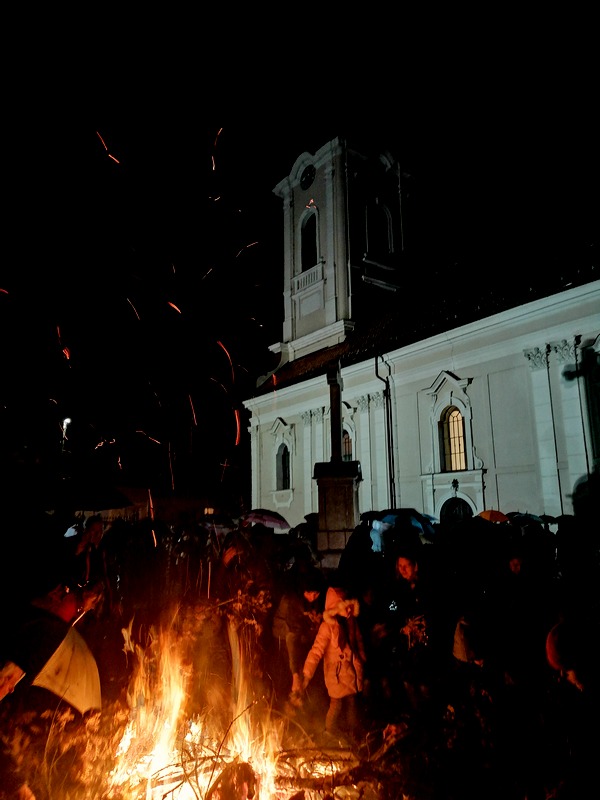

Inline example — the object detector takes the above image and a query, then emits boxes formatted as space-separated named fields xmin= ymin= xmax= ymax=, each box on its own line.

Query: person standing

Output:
xmin=61 ymin=515 xmax=111 ymax=618
xmin=270 ymin=566 xmax=325 ymax=712
xmin=301 ymin=585 xmax=367 ymax=746
xmin=542 ymin=613 xmax=600 ymax=798
xmin=376 ymin=543 xmax=452 ymax=723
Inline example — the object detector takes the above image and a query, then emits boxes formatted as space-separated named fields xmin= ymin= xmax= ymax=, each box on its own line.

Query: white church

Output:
xmin=242 ymin=136 xmax=600 ymax=564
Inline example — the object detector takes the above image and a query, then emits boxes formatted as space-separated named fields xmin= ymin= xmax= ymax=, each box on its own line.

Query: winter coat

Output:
xmin=303 ymin=587 xmax=367 ymax=699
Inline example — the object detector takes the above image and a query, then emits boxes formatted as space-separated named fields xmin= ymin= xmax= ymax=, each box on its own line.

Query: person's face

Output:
xmin=508 ymin=556 xmax=523 ymax=574
xmin=303 ymin=590 xmax=320 ymax=603
xmin=396 ymin=556 xmax=418 ymax=582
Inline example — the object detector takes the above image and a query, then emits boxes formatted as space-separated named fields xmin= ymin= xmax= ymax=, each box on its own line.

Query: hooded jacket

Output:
xmin=302 ymin=586 xmax=366 ymax=699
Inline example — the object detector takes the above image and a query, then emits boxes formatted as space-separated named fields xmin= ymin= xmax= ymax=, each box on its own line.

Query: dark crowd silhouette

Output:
xmin=1 ymin=476 xmax=599 ymax=799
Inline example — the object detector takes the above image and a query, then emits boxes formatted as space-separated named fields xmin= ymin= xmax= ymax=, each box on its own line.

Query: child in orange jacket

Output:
xmin=301 ymin=585 xmax=367 ymax=744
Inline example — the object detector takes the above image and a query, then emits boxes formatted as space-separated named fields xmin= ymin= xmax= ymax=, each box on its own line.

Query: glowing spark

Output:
xmin=188 ymin=394 xmax=197 ymax=426
xmin=235 ymin=241 xmax=258 ymax=258
xmin=234 ymin=408 xmax=241 ymax=446
xmin=167 ymin=301 xmax=182 ymax=313
xmin=96 ymin=131 xmax=108 ymax=151
xmin=147 ymin=488 xmax=155 ymax=521
xmin=217 ymin=340 xmax=235 ymax=383
xmin=211 ymin=127 xmax=223 ymax=171
xmin=0 ymin=288 xmax=8 ymax=294
xmin=56 ymin=326 xmax=70 ymax=361
xmin=96 ymin=131 xmax=120 ymax=163
xmin=136 ymin=430 xmax=161 ymax=444
xmin=126 ymin=297 xmax=140 ymax=319
xmin=209 ymin=377 xmax=228 ymax=394
xmin=201 ymin=268 xmax=214 ymax=280
xmin=94 ymin=438 xmax=116 ymax=450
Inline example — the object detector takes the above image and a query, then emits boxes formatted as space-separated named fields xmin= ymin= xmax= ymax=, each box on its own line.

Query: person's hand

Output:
xmin=0 ymin=661 xmax=25 ymax=702
xmin=383 ymin=721 xmax=408 ymax=741
xmin=291 ymin=673 xmax=303 ymax=694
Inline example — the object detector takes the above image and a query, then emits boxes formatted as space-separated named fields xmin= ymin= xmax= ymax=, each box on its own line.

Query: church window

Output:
xmin=366 ymin=198 xmax=392 ymax=257
xmin=342 ymin=428 xmax=353 ymax=462
xmin=440 ymin=406 xmax=466 ymax=471
xmin=276 ymin=443 xmax=290 ymax=490
xmin=301 ymin=212 xmax=318 ymax=272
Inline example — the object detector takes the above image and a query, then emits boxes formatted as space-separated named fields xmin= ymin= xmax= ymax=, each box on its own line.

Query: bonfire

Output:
xmin=3 ymin=588 xmax=408 ymax=800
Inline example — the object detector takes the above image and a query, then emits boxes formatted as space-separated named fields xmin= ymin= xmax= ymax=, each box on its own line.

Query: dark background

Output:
xmin=1 ymin=85 xmax=597 ymax=513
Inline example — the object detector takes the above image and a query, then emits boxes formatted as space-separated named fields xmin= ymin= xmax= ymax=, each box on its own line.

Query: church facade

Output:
xmin=242 ymin=136 xmax=600 ymax=558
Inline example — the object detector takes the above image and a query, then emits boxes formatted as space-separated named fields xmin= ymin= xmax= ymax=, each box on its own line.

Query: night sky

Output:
xmin=2 ymin=91 xmax=597 ymax=512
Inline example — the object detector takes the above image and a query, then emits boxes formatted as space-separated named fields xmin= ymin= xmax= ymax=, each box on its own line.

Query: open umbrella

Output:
xmin=241 ymin=508 xmax=291 ymax=533
xmin=32 ymin=626 xmax=101 ymax=714
xmin=507 ymin=511 xmax=544 ymax=526
xmin=381 ymin=508 xmax=437 ymax=543
xmin=477 ymin=509 xmax=510 ymax=523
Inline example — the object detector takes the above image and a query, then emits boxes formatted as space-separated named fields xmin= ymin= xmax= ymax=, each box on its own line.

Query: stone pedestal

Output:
xmin=313 ymin=460 xmax=361 ymax=569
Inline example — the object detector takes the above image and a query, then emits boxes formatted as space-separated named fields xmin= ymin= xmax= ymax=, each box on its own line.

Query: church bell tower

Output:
xmin=271 ymin=136 xmax=404 ymax=365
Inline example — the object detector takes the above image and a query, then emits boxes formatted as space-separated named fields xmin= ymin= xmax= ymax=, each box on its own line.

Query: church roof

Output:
xmin=250 ymin=266 xmax=598 ymax=398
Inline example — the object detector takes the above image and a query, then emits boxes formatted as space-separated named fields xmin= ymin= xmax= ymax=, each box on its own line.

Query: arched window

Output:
xmin=366 ymin=198 xmax=392 ymax=258
xmin=342 ymin=428 xmax=353 ymax=462
xmin=439 ymin=406 xmax=466 ymax=471
xmin=276 ymin=442 xmax=290 ymax=490
xmin=301 ymin=212 xmax=318 ymax=272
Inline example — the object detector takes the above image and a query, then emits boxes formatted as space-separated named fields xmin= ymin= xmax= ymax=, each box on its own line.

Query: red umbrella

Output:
xmin=477 ymin=509 xmax=510 ymax=523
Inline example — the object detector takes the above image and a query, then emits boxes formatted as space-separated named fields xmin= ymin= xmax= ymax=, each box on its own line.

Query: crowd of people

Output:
xmin=1 ymin=502 xmax=599 ymax=799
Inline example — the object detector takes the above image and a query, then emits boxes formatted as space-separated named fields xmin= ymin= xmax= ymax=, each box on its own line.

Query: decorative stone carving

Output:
xmin=270 ymin=417 xmax=289 ymax=437
xmin=523 ymin=346 xmax=549 ymax=371
xmin=551 ymin=338 xmax=577 ymax=364
xmin=370 ymin=392 xmax=384 ymax=410
xmin=356 ymin=395 xmax=369 ymax=413
xmin=472 ymin=447 xmax=484 ymax=469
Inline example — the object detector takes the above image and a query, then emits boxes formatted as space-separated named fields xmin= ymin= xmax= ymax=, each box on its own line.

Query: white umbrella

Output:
xmin=32 ymin=627 xmax=101 ymax=715
xmin=241 ymin=508 xmax=291 ymax=533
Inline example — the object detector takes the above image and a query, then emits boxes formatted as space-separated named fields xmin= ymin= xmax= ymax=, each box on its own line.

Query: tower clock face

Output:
xmin=300 ymin=164 xmax=316 ymax=190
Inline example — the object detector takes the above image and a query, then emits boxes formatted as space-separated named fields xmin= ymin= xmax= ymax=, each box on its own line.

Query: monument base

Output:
xmin=313 ymin=461 xmax=361 ymax=569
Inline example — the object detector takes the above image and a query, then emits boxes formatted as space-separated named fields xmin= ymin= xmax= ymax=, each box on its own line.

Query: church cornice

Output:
xmin=248 ymin=278 xmax=599 ymax=400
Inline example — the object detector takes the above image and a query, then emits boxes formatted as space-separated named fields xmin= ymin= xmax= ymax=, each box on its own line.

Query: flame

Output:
xmin=108 ymin=608 xmax=286 ymax=799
